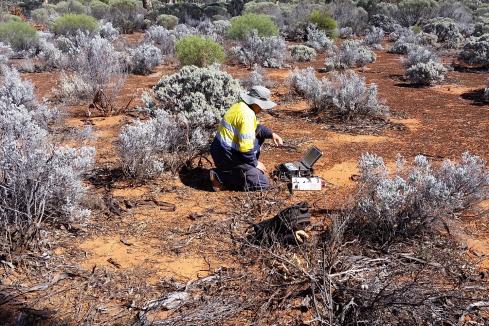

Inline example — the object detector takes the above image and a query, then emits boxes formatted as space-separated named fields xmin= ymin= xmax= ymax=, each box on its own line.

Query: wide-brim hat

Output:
xmin=240 ymin=85 xmax=276 ymax=110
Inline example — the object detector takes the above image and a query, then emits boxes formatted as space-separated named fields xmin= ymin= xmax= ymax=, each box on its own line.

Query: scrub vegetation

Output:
xmin=0 ymin=0 xmax=488 ymax=324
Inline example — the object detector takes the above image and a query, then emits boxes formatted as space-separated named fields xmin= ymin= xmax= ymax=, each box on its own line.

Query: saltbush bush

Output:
xmin=0 ymin=21 xmax=38 ymax=52
xmin=402 ymin=45 xmax=446 ymax=85
xmin=228 ymin=13 xmax=279 ymax=40
xmin=422 ymin=17 xmax=463 ymax=49
xmin=107 ymin=0 xmax=145 ymax=33
xmin=32 ymin=8 xmax=54 ymax=25
xmin=54 ymin=0 xmax=87 ymax=15
xmin=403 ymin=45 xmax=438 ymax=68
xmin=129 ymin=42 xmax=163 ymax=75
xmin=51 ymin=14 xmax=98 ymax=36
xmin=176 ymin=35 xmax=225 ymax=67
xmin=405 ymin=61 xmax=447 ymax=85
xmin=306 ymin=25 xmax=335 ymax=52
xmin=289 ymin=67 xmax=321 ymax=100
xmin=329 ymin=0 xmax=368 ymax=35
xmin=151 ymin=65 xmax=242 ymax=130
xmin=157 ymin=14 xmax=179 ymax=30
xmin=324 ymin=40 xmax=376 ymax=71
xmin=395 ymin=0 xmax=438 ymax=27
xmin=290 ymin=45 xmax=317 ymax=62
xmin=362 ymin=26 xmax=384 ymax=49
xmin=57 ymin=34 xmax=126 ymax=104
xmin=339 ymin=27 xmax=353 ymax=39
xmin=38 ymin=38 xmax=67 ymax=70
xmin=370 ymin=14 xmax=399 ymax=33
xmin=230 ymin=31 xmax=286 ymax=68
xmin=144 ymin=25 xmax=176 ymax=55
xmin=0 ymin=66 xmax=94 ymax=255
xmin=0 ymin=42 xmax=13 ymax=65
xmin=118 ymin=110 xmax=184 ymax=180
xmin=99 ymin=21 xmax=119 ymax=40
xmin=90 ymin=0 xmax=110 ymax=20
xmin=290 ymin=68 xmax=389 ymax=121
xmin=459 ymin=34 xmax=489 ymax=67
xmin=309 ymin=10 xmax=337 ymax=38
xmin=353 ymin=152 xmax=489 ymax=244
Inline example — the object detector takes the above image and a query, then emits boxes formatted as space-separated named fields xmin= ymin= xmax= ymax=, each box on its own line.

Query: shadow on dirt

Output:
xmin=394 ymin=83 xmax=426 ymax=88
xmin=461 ymin=89 xmax=489 ymax=106
xmin=452 ymin=64 xmax=488 ymax=74
xmin=179 ymin=166 xmax=214 ymax=192
xmin=87 ymin=166 xmax=125 ymax=189
xmin=0 ymin=301 xmax=63 ymax=326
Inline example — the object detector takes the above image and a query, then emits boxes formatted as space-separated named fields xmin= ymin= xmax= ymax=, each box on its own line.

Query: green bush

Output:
xmin=228 ymin=13 xmax=279 ymax=40
xmin=51 ymin=14 xmax=98 ymax=36
xmin=309 ymin=10 xmax=337 ymax=37
xmin=90 ymin=0 xmax=110 ymax=19
xmin=0 ymin=21 xmax=38 ymax=52
xmin=176 ymin=35 xmax=225 ymax=67
xmin=157 ymin=14 xmax=178 ymax=30
xmin=55 ymin=0 xmax=87 ymax=15
xmin=0 ymin=14 xmax=22 ymax=23
xmin=31 ymin=8 xmax=52 ymax=25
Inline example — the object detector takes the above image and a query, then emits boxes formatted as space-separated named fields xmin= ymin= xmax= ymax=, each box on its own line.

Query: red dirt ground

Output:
xmin=1 ymin=39 xmax=488 ymax=325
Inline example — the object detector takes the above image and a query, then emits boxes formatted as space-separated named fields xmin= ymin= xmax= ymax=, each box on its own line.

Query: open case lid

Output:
xmin=300 ymin=146 xmax=323 ymax=169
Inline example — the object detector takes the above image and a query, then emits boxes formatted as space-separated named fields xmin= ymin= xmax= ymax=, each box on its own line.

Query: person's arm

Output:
xmin=257 ymin=124 xmax=283 ymax=146
xmin=256 ymin=124 xmax=273 ymax=139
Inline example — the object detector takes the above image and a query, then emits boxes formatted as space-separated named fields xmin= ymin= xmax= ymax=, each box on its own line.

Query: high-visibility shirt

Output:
xmin=210 ymin=102 xmax=272 ymax=170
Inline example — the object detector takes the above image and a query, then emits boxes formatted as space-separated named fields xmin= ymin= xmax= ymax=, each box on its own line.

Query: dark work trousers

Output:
xmin=212 ymin=135 xmax=270 ymax=192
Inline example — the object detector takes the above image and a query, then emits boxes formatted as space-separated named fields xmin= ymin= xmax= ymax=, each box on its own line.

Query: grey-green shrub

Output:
xmin=394 ymin=0 xmax=438 ymax=27
xmin=176 ymin=35 xmax=225 ymax=67
xmin=0 ymin=42 xmax=13 ymax=65
xmin=90 ymin=0 xmax=110 ymax=19
xmin=0 ymin=20 xmax=38 ymax=52
xmin=403 ymin=45 xmax=446 ymax=85
xmin=157 ymin=14 xmax=178 ymax=30
xmin=325 ymin=40 xmax=376 ymax=71
xmin=151 ymin=65 xmax=242 ymax=130
xmin=244 ymin=1 xmax=284 ymax=27
xmin=459 ymin=34 xmax=489 ymax=67
xmin=118 ymin=110 xmax=185 ymax=180
xmin=31 ymin=8 xmax=54 ymax=25
xmin=107 ymin=0 xmax=145 ymax=33
xmin=230 ymin=31 xmax=286 ymax=68
xmin=306 ymin=25 xmax=335 ymax=52
xmin=422 ymin=17 xmax=463 ymax=49
xmin=405 ymin=61 xmax=447 ymax=85
xmin=144 ymin=25 xmax=176 ymax=55
xmin=290 ymin=68 xmax=389 ymax=121
xmin=228 ymin=13 xmax=279 ymax=40
xmin=0 ymin=66 xmax=94 ymax=255
xmin=51 ymin=14 xmax=98 ymax=36
xmin=54 ymin=0 xmax=87 ymax=15
xmin=129 ymin=42 xmax=162 ymax=75
xmin=353 ymin=152 xmax=489 ymax=244
xmin=291 ymin=45 xmax=317 ymax=62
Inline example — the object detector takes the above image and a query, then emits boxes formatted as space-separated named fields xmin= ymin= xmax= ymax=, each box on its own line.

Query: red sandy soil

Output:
xmin=1 ymin=39 xmax=488 ymax=325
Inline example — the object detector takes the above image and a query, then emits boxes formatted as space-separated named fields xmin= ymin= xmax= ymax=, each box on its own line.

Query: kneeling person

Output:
xmin=210 ymin=86 xmax=283 ymax=191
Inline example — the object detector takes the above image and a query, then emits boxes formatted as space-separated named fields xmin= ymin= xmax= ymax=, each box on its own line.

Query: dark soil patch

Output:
xmin=461 ymin=89 xmax=489 ymax=106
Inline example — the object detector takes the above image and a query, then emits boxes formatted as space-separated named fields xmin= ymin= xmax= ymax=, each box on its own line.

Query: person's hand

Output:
xmin=272 ymin=133 xmax=283 ymax=146
xmin=257 ymin=161 xmax=267 ymax=173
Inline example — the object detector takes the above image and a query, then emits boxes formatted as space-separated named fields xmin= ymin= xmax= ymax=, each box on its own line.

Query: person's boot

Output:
xmin=209 ymin=169 xmax=223 ymax=192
